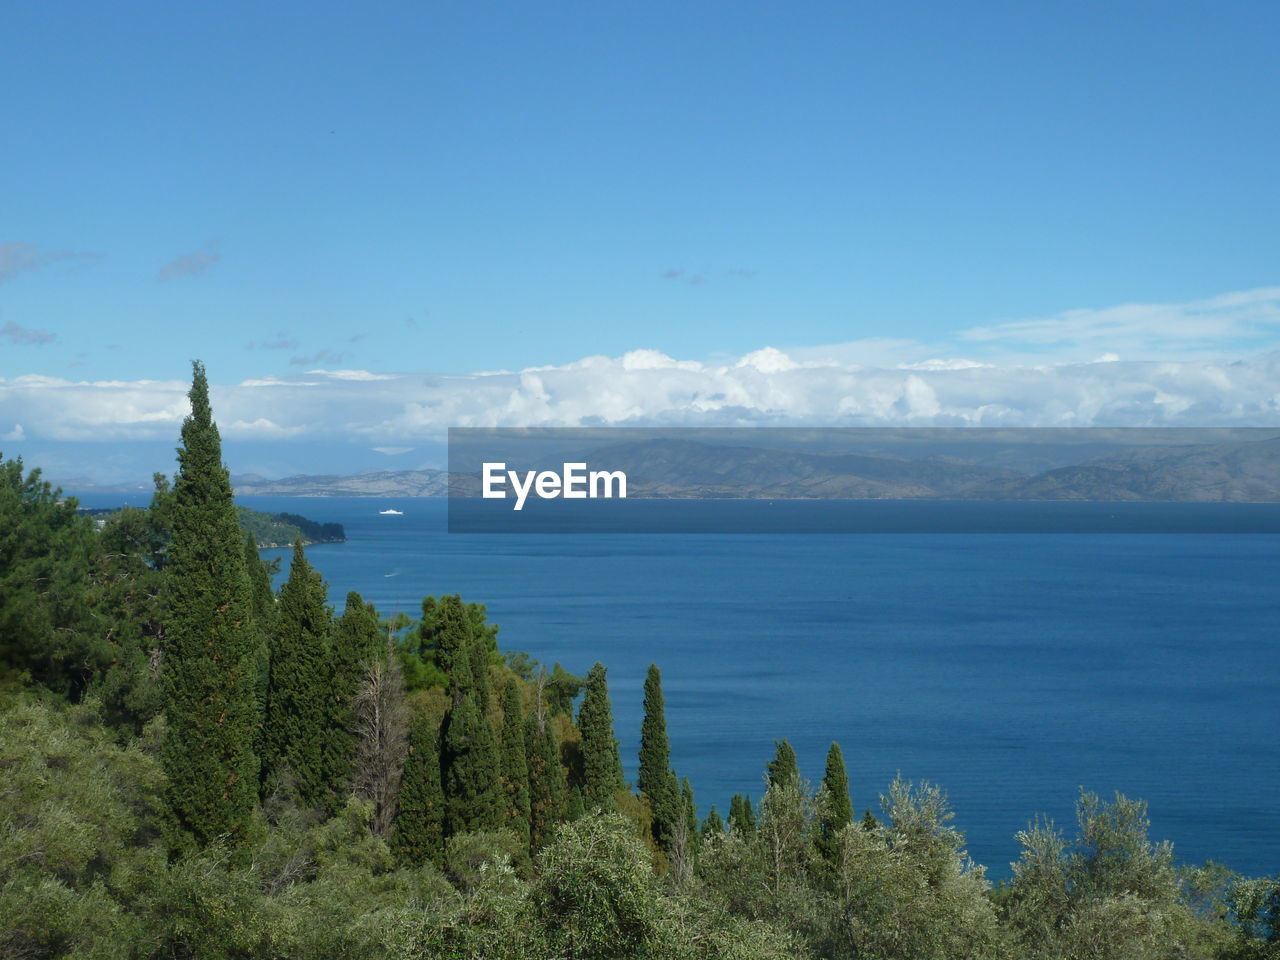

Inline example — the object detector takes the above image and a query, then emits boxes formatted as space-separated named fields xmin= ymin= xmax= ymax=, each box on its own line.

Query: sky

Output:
xmin=2 ymin=1 xmax=1279 ymax=482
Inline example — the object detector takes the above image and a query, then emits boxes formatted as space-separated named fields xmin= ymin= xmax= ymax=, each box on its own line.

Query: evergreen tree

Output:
xmin=638 ymin=664 xmax=679 ymax=852
xmin=578 ymin=661 xmax=624 ymax=809
xmin=326 ymin=591 xmax=383 ymax=797
xmin=525 ymin=711 xmax=566 ymax=849
xmin=862 ymin=807 xmax=880 ymax=831
xmin=432 ymin=594 xmax=474 ymax=700
xmin=767 ymin=738 xmax=800 ymax=789
xmin=468 ymin=622 xmax=493 ymax=710
xmin=160 ymin=361 xmax=259 ymax=848
xmin=442 ymin=692 xmax=503 ymax=835
xmin=701 ymin=805 xmax=725 ymax=839
xmin=565 ymin=784 xmax=586 ymax=821
xmin=499 ymin=678 xmax=532 ymax=846
xmin=243 ymin=532 xmax=274 ymax=789
xmin=729 ymin=793 xmax=757 ymax=836
xmin=264 ymin=539 xmax=332 ymax=806
xmin=817 ymin=741 xmax=853 ymax=863
xmin=680 ymin=776 xmax=699 ymax=858
xmin=393 ymin=710 xmax=445 ymax=867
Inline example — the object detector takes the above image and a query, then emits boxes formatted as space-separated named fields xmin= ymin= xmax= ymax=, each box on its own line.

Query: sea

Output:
xmin=76 ymin=493 xmax=1280 ymax=879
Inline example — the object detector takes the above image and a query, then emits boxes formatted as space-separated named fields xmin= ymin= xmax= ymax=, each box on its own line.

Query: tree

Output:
xmin=766 ymin=739 xmax=799 ymax=790
xmin=729 ymin=793 xmax=756 ymax=837
xmin=351 ymin=640 xmax=409 ymax=837
xmin=526 ymin=710 xmax=567 ymax=850
xmin=443 ymin=692 xmax=503 ymax=836
xmin=701 ymin=805 xmax=725 ymax=839
xmin=242 ymin=532 xmax=273 ymax=786
xmin=326 ymin=591 xmax=383 ymax=797
xmin=0 ymin=456 xmax=95 ymax=698
xmin=263 ymin=539 xmax=332 ymax=806
xmin=638 ymin=664 xmax=679 ymax=852
xmin=815 ymin=741 xmax=852 ymax=865
xmin=393 ymin=710 xmax=445 ymax=867
xmin=498 ymin=678 xmax=532 ymax=847
xmin=578 ymin=662 xmax=624 ymax=809
xmin=160 ymin=361 xmax=259 ymax=848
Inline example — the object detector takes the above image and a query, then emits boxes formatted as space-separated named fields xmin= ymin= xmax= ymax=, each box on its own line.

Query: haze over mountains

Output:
xmin=220 ymin=434 xmax=1280 ymax=502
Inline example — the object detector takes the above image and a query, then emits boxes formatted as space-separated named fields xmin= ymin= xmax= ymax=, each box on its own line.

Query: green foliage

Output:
xmin=766 ymin=738 xmax=799 ymax=789
xmin=235 ymin=506 xmax=345 ymax=547
xmin=1002 ymin=788 xmax=1227 ymax=960
xmin=533 ymin=813 xmax=666 ymax=959
xmin=0 ymin=454 xmax=96 ymax=697
xmin=499 ymin=677 xmax=532 ymax=848
xmin=264 ymin=538 xmax=333 ymax=807
xmin=702 ymin=805 xmax=725 ymax=839
xmin=729 ymin=793 xmax=756 ymax=836
xmin=161 ymin=361 xmax=260 ymax=849
xmin=393 ymin=710 xmax=445 ymax=868
xmin=815 ymin=741 xmax=852 ymax=864
xmin=577 ymin=661 xmax=624 ymax=810
xmin=526 ymin=711 xmax=567 ymax=850
xmin=328 ymin=590 xmax=384 ymax=795
xmin=443 ymin=692 xmax=504 ymax=836
xmin=639 ymin=663 xmax=680 ymax=853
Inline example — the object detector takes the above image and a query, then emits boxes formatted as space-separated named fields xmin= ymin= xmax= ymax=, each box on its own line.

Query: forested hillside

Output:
xmin=1 ymin=363 xmax=1277 ymax=959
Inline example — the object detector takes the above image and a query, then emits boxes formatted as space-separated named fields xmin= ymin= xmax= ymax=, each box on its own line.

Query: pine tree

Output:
xmin=161 ymin=361 xmax=259 ymax=848
xmin=326 ymin=591 xmax=383 ymax=798
xmin=442 ymin=692 xmax=503 ymax=835
xmin=638 ymin=664 xmax=679 ymax=852
xmin=525 ymin=711 xmax=566 ymax=849
xmin=264 ymin=539 xmax=332 ymax=806
xmin=578 ymin=661 xmax=624 ymax=809
xmin=393 ymin=710 xmax=445 ymax=867
xmin=498 ymin=678 xmax=532 ymax=846
xmin=766 ymin=739 xmax=800 ymax=789
xmin=862 ymin=808 xmax=879 ymax=832
xmin=816 ymin=741 xmax=853 ymax=863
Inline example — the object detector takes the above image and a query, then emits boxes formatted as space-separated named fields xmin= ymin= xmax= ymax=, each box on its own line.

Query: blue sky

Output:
xmin=3 ymin=1 xmax=1279 ymax=480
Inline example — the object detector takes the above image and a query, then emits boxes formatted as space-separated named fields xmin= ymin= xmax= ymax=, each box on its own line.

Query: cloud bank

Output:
xmin=3 ymin=348 xmax=1279 ymax=447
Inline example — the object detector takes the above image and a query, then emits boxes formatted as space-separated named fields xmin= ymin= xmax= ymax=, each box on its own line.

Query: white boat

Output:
xmin=378 ymin=508 xmax=404 ymax=515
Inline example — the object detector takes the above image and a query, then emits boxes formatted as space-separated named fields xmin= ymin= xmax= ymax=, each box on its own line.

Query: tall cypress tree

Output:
xmin=243 ymin=531 xmax=274 ymax=791
xmin=729 ymin=793 xmax=756 ymax=836
xmin=499 ymin=678 xmax=532 ymax=846
xmin=326 ymin=591 xmax=383 ymax=798
xmin=432 ymin=594 xmax=473 ymax=700
xmin=577 ymin=661 xmax=624 ymax=809
xmin=525 ymin=711 xmax=566 ymax=849
xmin=264 ymin=539 xmax=332 ymax=806
xmin=680 ymin=776 xmax=699 ymax=857
xmin=701 ymin=805 xmax=725 ymax=839
xmin=393 ymin=710 xmax=445 ymax=867
xmin=161 ymin=361 xmax=258 ymax=848
xmin=442 ymin=692 xmax=503 ymax=835
xmin=817 ymin=741 xmax=853 ymax=863
xmin=766 ymin=739 xmax=800 ymax=790
xmin=638 ymin=664 xmax=679 ymax=851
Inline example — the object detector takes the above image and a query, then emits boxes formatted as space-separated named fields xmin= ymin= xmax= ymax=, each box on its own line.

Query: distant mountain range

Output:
xmin=232 ymin=469 xmax=450 ymax=497
xmin=223 ymin=435 xmax=1280 ymax=502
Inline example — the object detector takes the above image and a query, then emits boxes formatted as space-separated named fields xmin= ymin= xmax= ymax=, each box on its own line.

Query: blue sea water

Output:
xmin=78 ymin=493 xmax=1280 ymax=878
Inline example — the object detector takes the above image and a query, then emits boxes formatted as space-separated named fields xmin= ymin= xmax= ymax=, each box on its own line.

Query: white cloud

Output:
xmin=4 ymin=347 xmax=1278 ymax=446
xmin=5 ymin=288 xmax=1280 ymax=445
xmin=2 ymin=423 xmax=23 ymax=441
